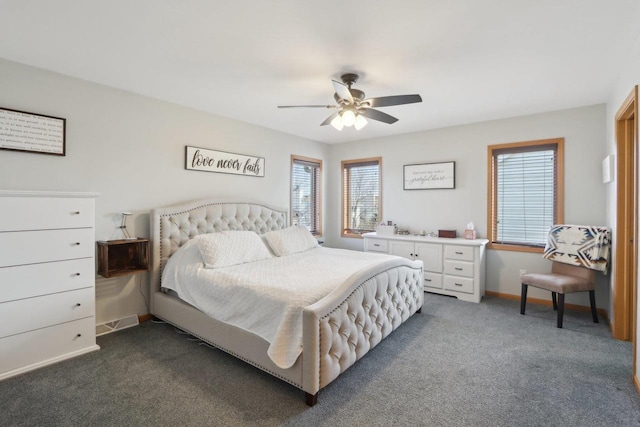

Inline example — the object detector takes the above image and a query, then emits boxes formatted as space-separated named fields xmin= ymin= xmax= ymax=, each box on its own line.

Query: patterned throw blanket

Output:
xmin=543 ymin=225 xmax=612 ymax=273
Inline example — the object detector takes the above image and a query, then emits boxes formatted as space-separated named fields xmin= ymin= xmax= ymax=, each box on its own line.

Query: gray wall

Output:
xmin=0 ymin=58 xmax=328 ymax=324
xmin=325 ymin=105 xmax=609 ymax=308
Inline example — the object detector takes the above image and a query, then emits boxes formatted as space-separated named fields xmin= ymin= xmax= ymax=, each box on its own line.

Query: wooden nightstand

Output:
xmin=97 ymin=238 xmax=150 ymax=278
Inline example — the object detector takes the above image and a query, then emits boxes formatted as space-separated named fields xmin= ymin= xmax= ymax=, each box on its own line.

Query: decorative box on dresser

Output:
xmin=363 ymin=232 xmax=488 ymax=303
xmin=0 ymin=190 xmax=99 ymax=380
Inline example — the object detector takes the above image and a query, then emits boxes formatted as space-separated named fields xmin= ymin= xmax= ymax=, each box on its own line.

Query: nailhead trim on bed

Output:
xmin=317 ymin=265 xmax=424 ymax=388
xmin=158 ymin=317 xmax=303 ymax=389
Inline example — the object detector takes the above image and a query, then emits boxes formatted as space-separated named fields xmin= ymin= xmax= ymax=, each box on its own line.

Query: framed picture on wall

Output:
xmin=185 ymin=145 xmax=265 ymax=177
xmin=0 ymin=107 xmax=66 ymax=156
xmin=403 ymin=161 xmax=455 ymax=190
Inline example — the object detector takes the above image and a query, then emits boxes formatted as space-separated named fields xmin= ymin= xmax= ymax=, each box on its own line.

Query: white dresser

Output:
xmin=0 ymin=190 xmax=99 ymax=380
xmin=364 ymin=232 xmax=488 ymax=303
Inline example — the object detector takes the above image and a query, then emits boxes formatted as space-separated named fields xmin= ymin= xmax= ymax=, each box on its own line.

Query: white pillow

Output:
xmin=262 ymin=225 xmax=319 ymax=256
xmin=194 ymin=230 xmax=271 ymax=269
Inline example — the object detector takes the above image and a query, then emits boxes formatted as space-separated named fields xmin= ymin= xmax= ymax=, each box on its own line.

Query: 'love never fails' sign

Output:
xmin=185 ymin=146 xmax=264 ymax=177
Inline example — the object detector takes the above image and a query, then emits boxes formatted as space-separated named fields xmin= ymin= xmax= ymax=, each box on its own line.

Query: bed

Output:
xmin=150 ymin=198 xmax=424 ymax=405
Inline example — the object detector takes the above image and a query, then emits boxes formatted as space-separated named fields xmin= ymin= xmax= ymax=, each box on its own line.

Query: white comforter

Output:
xmin=161 ymin=241 xmax=418 ymax=369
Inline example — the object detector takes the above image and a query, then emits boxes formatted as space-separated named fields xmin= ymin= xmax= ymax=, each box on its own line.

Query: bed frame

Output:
xmin=150 ymin=198 xmax=424 ymax=405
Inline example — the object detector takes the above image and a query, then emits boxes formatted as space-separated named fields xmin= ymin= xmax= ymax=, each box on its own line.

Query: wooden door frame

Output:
xmin=613 ymin=86 xmax=638 ymax=349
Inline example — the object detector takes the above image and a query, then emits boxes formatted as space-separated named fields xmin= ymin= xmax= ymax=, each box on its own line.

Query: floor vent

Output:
xmin=96 ymin=314 xmax=139 ymax=336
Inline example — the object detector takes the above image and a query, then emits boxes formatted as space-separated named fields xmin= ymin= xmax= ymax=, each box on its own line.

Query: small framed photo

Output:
xmin=404 ymin=161 xmax=455 ymax=190
xmin=0 ymin=107 xmax=66 ymax=156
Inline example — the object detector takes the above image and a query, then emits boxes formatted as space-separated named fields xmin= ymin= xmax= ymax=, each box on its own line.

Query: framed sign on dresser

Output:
xmin=0 ymin=190 xmax=99 ymax=380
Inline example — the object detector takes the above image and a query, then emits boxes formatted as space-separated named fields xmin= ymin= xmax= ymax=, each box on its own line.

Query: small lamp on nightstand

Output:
xmin=119 ymin=212 xmax=136 ymax=240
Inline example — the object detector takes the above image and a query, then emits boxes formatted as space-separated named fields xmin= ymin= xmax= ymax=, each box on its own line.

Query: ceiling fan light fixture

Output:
xmin=341 ymin=109 xmax=356 ymax=127
xmin=354 ymin=114 xmax=368 ymax=130
xmin=279 ymin=72 xmax=422 ymax=130
xmin=330 ymin=114 xmax=344 ymax=131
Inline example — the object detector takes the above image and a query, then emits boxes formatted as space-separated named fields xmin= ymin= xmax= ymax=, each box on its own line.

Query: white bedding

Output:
xmin=161 ymin=241 xmax=418 ymax=369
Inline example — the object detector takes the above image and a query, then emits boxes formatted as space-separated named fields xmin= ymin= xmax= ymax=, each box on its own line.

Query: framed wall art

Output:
xmin=185 ymin=145 xmax=265 ymax=177
xmin=404 ymin=161 xmax=455 ymax=190
xmin=0 ymin=107 xmax=66 ymax=156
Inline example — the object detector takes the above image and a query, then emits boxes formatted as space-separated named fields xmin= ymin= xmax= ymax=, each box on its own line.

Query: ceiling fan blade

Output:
xmin=360 ymin=108 xmax=399 ymax=124
xmin=320 ymin=111 xmax=341 ymax=126
xmin=363 ymin=94 xmax=422 ymax=108
xmin=332 ymin=80 xmax=354 ymax=104
xmin=277 ymin=105 xmax=337 ymax=108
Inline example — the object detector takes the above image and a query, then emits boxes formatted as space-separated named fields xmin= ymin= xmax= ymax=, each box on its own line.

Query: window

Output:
xmin=487 ymin=138 xmax=564 ymax=252
xmin=291 ymin=155 xmax=322 ymax=236
xmin=342 ymin=157 xmax=382 ymax=238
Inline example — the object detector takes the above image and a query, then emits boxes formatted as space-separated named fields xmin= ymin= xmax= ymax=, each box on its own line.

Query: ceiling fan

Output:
xmin=277 ymin=73 xmax=422 ymax=131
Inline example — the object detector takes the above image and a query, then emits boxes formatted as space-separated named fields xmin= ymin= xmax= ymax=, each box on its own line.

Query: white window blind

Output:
xmin=493 ymin=145 xmax=557 ymax=247
xmin=342 ymin=159 xmax=380 ymax=235
xmin=291 ymin=157 xmax=321 ymax=235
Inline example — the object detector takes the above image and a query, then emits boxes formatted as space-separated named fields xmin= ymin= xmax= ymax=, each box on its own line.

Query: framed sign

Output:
xmin=0 ymin=107 xmax=66 ymax=156
xmin=404 ymin=161 xmax=455 ymax=190
xmin=185 ymin=145 xmax=264 ymax=177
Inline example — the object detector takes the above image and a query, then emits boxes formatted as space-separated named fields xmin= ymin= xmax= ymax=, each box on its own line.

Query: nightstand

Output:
xmin=97 ymin=238 xmax=150 ymax=278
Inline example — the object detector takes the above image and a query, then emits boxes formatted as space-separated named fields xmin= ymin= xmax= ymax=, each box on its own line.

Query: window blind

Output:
xmin=342 ymin=159 xmax=380 ymax=235
xmin=493 ymin=145 xmax=557 ymax=246
xmin=291 ymin=158 xmax=321 ymax=235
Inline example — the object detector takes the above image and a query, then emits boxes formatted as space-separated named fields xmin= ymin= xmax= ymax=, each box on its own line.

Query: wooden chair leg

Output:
xmin=557 ymin=293 xmax=565 ymax=328
xmin=520 ymin=283 xmax=528 ymax=315
xmin=589 ymin=290 xmax=599 ymax=323
xmin=551 ymin=292 xmax=558 ymax=310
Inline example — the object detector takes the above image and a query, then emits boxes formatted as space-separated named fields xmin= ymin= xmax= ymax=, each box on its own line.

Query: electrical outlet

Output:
xmin=520 ymin=269 xmax=527 ymax=276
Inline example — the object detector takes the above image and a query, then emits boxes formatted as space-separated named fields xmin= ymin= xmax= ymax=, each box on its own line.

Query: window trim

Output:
xmin=341 ymin=157 xmax=382 ymax=239
xmin=486 ymin=138 xmax=564 ymax=253
xmin=290 ymin=154 xmax=322 ymax=237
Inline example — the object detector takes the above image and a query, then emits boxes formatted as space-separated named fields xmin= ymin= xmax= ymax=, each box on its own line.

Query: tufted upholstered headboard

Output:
xmin=150 ymin=199 xmax=288 ymax=294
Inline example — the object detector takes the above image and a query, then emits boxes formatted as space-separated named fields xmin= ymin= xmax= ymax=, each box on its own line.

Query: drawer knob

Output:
xmin=73 ymin=242 xmax=81 ymax=246
xmin=455 ymin=251 xmax=463 ymax=255
xmin=76 ymin=333 xmax=82 ymax=338
xmin=72 ymin=211 xmax=81 ymax=215
xmin=455 ymin=267 xmax=463 ymax=271
xmin=425 ymin=278 xmax=432 ymax=282
xmin=374 ymin=244 xmax=380 ymax=247
xmin=455 ymin=283 xmax=463 ymax=286
xmin=74 ymin=273 xmax=81 ymax=276
xmin=76 ymin=303 xmax=81 ymax=307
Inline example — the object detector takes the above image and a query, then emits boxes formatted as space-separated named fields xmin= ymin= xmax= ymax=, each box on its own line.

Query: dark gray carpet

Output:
xmin=1 ymin=294 xmax=638 ymax=426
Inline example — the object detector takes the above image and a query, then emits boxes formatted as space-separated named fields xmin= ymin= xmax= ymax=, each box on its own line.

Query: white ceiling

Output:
xmin=1 ymin=1 xmax=639 ymax=144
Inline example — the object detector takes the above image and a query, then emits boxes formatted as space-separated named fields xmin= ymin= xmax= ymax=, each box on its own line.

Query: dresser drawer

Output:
xmin=444 ymin=245 xmax=474 ymax=261
xmin=0 ymin=197 xmax=94 ymax=232
xmin=0 ymin=258 xmax=94 ymax=303
xmin=0 ymin=287 xmax=95 ymax=338
xmin=0 ymin=317 xmax=96 ymax=376
xmin=0 ymin=228 xmax=94 ymax=267
xmin=443 ymin=276 xmax=474 ymax=294
xmin=423 ymin=272 xmax=443 ymax=289
xmin=365 ymin=239 xmax=388 ymax=252
xmin=444 ymin=260 xmax=474 ymax=278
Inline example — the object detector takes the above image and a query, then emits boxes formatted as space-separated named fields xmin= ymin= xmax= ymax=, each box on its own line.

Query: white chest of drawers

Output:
xmin=0 ymin=190 xmax=99 ymax=380
xmin=364 ymin=232 xmax=488 ymax=303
